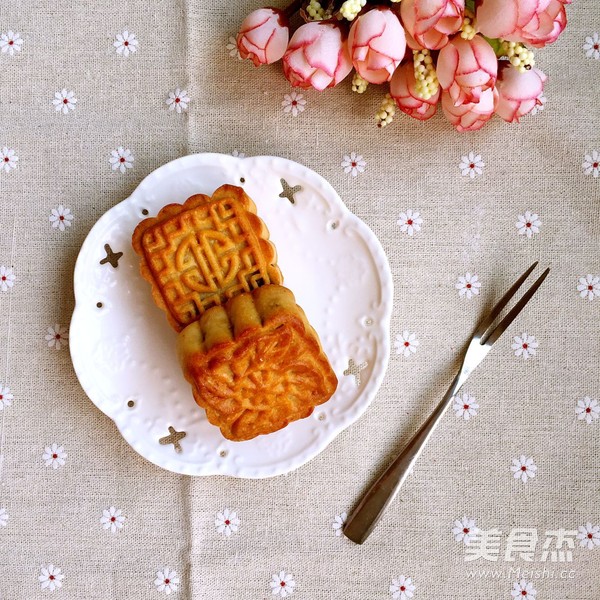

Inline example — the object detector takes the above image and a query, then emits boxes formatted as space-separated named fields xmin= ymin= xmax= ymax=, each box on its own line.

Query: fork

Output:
xmin=343 ymin=262 xmax=550 ymax=545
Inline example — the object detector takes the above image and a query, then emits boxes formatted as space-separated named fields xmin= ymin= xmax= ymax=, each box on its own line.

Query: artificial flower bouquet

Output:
xmin=236 ymin=0 xmax=571 ymax=132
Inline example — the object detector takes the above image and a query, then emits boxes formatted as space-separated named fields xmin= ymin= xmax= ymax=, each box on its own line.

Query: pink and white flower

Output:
xmin=237 ymin=8 xmax=289 ymax=67
xmin=452 ymin=393 xmax=479 ymax=420
xmin=332 ymin=512 xmax=347 ymax=536
xmin=577 ymin=274 xmax=600 ymax=301
xmin=582 ymin=151 xmax=600 ymax=178
xmin=452 ymin=516 xmax=478 ymax=544
xmin=347 ymin=8 xmax=406 ymax=84
xmin=511 ymin=580 xmax=537 ymax=600
xmin=459 ymin=152 xmax=484 ymax=178
xmin=341 ymin=152 xmax=366 ymax=176
xmin=0 ymin=508 xmax=8 ymax=527
xmin=0 ymin=31 xmax=23 ymax=55
xmin=49 ymin=205 xmax=74 ymax=231
xmin=39 ymin=565 xmax=64 ymax=591
xmin=390 ymin=575 xmax=416 ymax=600
xmin=215 ymin=508 xmax=240 ymax=536
xmin=1 ymin=147 xmax=18 ymax=173
xmin=583 ymin=33 xmax=600 ymax=60
xmin=477 ymin=0 xmax=569 ymax=48
xmin=101 ymin=506 xmax=126 ymax=533
xmin=42 ymin=443 xmax=67 ymax=469
xmin=511 ymin=455 xmax=537 ymax=483
xmin=283 ymin=22 xmax=352 ymax=90
xmin=0 ymin=265 xmax=15 ymax=291
xmin=270 ymin=571 xmax=295 ymax=597
xmin=401 ymin=0 xmax=465 ymax=50
xmin=45 ymin=324 xmax=69 ymax=350
xmin=577 ymin=523 xmax=600 ymax=549
xmin=511 ymin=333 xmax=538 ymax=359
xmin=437 ymin=36 xmax=497 ymax=106
xmin=441 ymin=87 xmax=497 ymax=132
xmin=576 ymin=397 xmax=600 ymax=424
xmin=166 ymin=88 xmax=190 ymax=113
xmin=496 ymin=64 xmax=547 ymax=123
xmin=282 ymin=92 xmax=306 ymax=117
xmin=154 ymin=567 xmax=180 ymax=594
xmin=0 ymin=384 xmax=14 ymax=410
xmin=52 ymin=89 xmax=77 ymax=114
xmin=390 ymin=62 xmax=439 ymax=121
xmin=114 ymin=31 xmax=138 ymax=57
xmin=109 ymin=147 xmax=134 ymax=173
xmin=397 ymin=210 xmax=423 ymax=236
xmin=456 ymin=273 xmax=481 ymax=299
xmin=516 ymin=211 xmax=541 ymax=237
xmin=395 ymin=331 xmax=419 ymax=357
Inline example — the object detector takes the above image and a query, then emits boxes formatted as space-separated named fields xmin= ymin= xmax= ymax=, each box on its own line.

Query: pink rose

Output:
xmin=437 ymin=36 xmax=497 ymax=106
xmin=237 ymin=8 xmax=289 ymax=67
xmin=347 ymin=8 xmax=406 ymax=84
xmin=283 ymin=22 xmax=352 ymax=90
xmin=495 ymin=63 xmax=547 ymax=122
xmin=476 ymin=0 xmax=569 ymax=48
xmin=389 ymin=62 xmax=439 ymax=121
xmin=401 ymin=0 xmax=465 ymax=50
xmin=441 ymin=87 xmax=498 ymax=132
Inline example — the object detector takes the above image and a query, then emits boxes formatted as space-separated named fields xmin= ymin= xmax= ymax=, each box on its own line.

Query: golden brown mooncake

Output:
xmin=177 ymin=285 xmax=338 ymax=441
xmin=131 ymin=184 xmax=283 ymax=332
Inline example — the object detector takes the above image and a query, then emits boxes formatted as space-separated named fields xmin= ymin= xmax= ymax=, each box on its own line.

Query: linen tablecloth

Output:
xmin=0 ymin=1 xmax=598 ymax=598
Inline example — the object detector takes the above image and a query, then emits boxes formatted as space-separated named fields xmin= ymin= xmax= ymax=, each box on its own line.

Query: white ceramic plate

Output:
xmin=70 ymin=154 xmax=393 ymax=478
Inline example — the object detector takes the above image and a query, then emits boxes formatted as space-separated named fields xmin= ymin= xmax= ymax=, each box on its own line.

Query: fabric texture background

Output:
xmin=0 ymin=1 xmax=598 ymax=598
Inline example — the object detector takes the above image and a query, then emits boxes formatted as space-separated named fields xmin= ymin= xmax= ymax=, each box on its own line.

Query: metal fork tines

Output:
xmin=343 ymin=262 xmax=550 ymax=545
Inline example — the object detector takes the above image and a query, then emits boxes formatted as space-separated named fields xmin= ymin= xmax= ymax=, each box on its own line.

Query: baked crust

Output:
xmin=132 ymin=184 xmax=283 ymax=332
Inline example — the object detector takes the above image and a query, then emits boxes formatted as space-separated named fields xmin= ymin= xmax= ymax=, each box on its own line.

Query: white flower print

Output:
xmin=583 ymin=151 xmax=600 ymax=178
xmin=529 ymin=93 xmax=546 ymax=116
xmin=154 ymin=567 xmax=180 ymax=595
xmin=231 ymin=149 xmax=246 ymax=159
xmin=49 ymin=205 xmax=74 ymax=231
xmin=577 ymin=523 xmax=600 ymax=549
xmin=215 ymin=508 xmax=240 ymax=536
xmin=226 ymin=36 xmax=242 ymax=59
xmin=42 ymin=443 xmax=67 ymax=469
xmin=390 ymin=575 xmax=416 ymax=600
xmin=332 ymin=512 xmax=347 ymax=536
xmin=516 ymin=211 xmax=541 ymax=238
xmin=114 ymin=31 xmax=138 ymax=57
xmin=0 ymin=384 xmax=13 ymax=410
xmin=270 ymin=571 xmax=295 ymax=597
xmin=583 ymin=33 xmax=600 ymax=60
xmin=45 ymin=324 xmax=69 ymax=350
xmin=452 ymin=516 xmax=478 ymax=544
xmin=100 ymin=506 xmax=126 ymax=533
xmin=576 ymin=397 xmax=600 ymax=424
xmin=459 ymin=152 xmax=484 ymax=178
xmin=394 ymin=331 xmax=419 ymax=357
xmin=511 ymin=333 xmax=538 ymax=360
xmin=511 ymin=580 xmax=536 ymax=600
xmin=109 ymin=147 xmax=134 ymax=173
xmin=39 ymin=565 xmax=64 ymax=591
xmin=1 ymin=147 xmax=18 ymax=173
xmin=397 ymin=210 xmax=423 ymax=236
xmin=0 ymin=508 xmax=8 ymax=527
xmin=452 ymin=393 xmax=479 ymax=421
xmin=577 ymin=274 xmax=600 ymax=301
xmin=52 ymin=89 xmax=77 ymax=114
xmin=166 ymin=88 xmax=190 ymax=114
xmin=0 ymin=31 xmax=23 ymax=56
xmin=511 ymin=455 xmax=537 ymax=483
xmin=341 ymin=152 xmax=366 ymax=177
xmin=455 ymin=273 xmax=481 ymax=299
xmin=282 ymin=92 xmax=306 ymax=117
xmin=0 ymin=265 xmax=15 ymax=291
